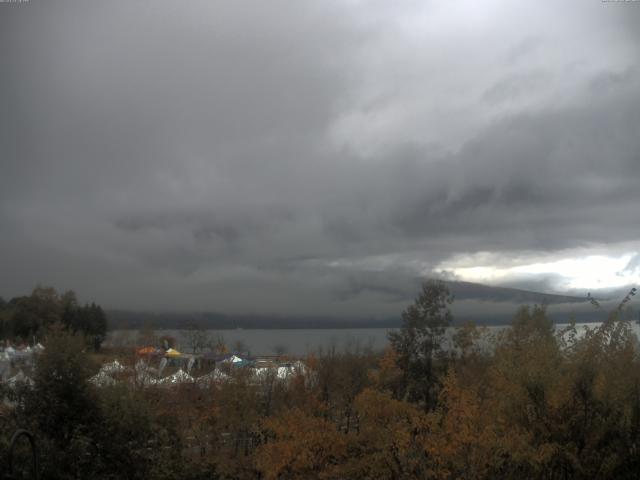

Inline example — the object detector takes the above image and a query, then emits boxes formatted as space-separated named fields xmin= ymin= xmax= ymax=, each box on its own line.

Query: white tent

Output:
xmin=291 ymin=361 xmax=307 ymax=374
xmin=253 ymin=367 xmax=270 ymax=377
xmin=276 ymin=366 xmax=293 ymax=379
xmin=158 ymin=357 xmax=168 ymax=376
xmin=186 ymin=356 xmax=195 ymax=372
xmin=253 ymin=365 xmax=294 ymax=381
xmin=196 ymin=369 xmax=229 ymax=385
xmin=222 ymin=355 xmax=244 ymax=364
xmin=134 ymin=372 xmax=157 ymax=387
xmin=100 ymin=360 xmax=126 ymax=375
xmin=159 ymin=369 xmax=194 ymax=385
xmin=134 ymin=360 xmax=159 ymax=386
xmin=90 ymin=372 xmax=116 ymax=387
xmin=135 ymin=359 xmax=149 ymax=372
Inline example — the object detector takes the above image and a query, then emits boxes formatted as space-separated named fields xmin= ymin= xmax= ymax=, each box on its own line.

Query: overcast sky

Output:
xmin=1 ymin=0 xmax=639 ymax=316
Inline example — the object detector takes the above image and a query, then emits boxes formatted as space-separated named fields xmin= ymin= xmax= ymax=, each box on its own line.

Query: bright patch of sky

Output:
xmin=436 ymin=252 xmax=640 ymax=291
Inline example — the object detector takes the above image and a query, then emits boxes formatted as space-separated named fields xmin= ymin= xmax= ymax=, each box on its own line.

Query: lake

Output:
xmin=106 ymin=321 xmax=638 ymax=356
xmin=107 ymin=328 xmax=392 ymax=356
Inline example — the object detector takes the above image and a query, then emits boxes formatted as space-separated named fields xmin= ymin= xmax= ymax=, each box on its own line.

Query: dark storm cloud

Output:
xmin=1 ymin=0 xmax=639 ymax=316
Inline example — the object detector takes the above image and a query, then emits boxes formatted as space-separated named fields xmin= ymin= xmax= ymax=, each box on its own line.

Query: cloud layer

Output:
xmin=1 ymin=0 xmax=639 ymax=316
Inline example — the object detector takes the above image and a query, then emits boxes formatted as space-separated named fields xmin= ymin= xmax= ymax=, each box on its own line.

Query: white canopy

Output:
xmin=222 ymin=354 xmax=244 ymax=364
xmin=196 ymin=369 xmax=229 ymax=385
xmin=100 ymin=360 xmax=127 ymax=374
xmin=254 ymin=365 xmax=295 ymax=380
xmin=159 ymin=368 xmax=194 ymax=384
xmin=89 ymin=371 xmax=116 ymax=387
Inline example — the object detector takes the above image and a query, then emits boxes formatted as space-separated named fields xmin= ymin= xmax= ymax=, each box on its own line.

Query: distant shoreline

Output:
xmin=106 ymin=318 xmax=606 ymax=331
xmin=105 ymin=321 xmax=622 ymax=356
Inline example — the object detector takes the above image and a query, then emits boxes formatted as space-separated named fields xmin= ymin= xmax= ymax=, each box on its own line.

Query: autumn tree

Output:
xmin=310 ymin=342 xmax=376 ymax=432
xmin=369 ymin=346 xmax=404 ymax=398
xmin=424 ymin=370 xmax=498 ymax=480
xmin=93 ymin=384 xmax=185 ymax=480
xmin=256 ymin=408 xmax=348 ymax=480
xmin=347 ymin=388 xmax=429 ymax=479
xmin=209 ymin=368 xmax=261 ymax=478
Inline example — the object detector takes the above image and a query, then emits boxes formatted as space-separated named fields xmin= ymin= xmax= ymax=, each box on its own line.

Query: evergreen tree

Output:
xmin=388 ymin=279 xmax=453 ymax=409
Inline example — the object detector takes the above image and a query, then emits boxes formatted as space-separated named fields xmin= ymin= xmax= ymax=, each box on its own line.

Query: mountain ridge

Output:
xmin=107 ymin=281 xmax=596 ymax=329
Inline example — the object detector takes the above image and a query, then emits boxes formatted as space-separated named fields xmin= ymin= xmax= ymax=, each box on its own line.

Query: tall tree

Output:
xmin=389 ymin=279 xmax=453 ymax=409
xmin=85 ymin=302 xmax=108 ymax=351
xmin=9 ymin=287 xmax=62 ymax=341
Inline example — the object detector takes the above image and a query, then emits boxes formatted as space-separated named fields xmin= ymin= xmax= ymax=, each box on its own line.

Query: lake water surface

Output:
xmin=107 ymin=321 xmax=640 ymax=356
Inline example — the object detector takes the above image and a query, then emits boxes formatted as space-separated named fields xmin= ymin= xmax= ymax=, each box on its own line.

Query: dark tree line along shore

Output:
xmin=0 ymin=286 xmax=107 ymax=350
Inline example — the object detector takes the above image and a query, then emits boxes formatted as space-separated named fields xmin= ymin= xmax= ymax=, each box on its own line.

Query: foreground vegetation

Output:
xmin=1 ymin=281 xmax=640 ymax=479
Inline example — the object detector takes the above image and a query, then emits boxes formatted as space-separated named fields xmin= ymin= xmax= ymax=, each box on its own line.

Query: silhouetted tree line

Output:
xmin=0 ymin=286 xmax=107 ymax=350
xmin=2 ymin=280 xmax=640 ymax=479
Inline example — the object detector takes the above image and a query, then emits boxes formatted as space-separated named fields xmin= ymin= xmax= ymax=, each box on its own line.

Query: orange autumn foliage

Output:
xmin=347 ymin=388 xmax=429 ymax=479
xmin=424 ymin=370 xmax=499 ymax=480
xmin=256 ymin=408 xmax=348 ymax=480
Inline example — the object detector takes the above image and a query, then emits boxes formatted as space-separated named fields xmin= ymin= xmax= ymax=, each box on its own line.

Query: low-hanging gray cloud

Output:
xmin=1 ymin=0 xmax=639 ymax=317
